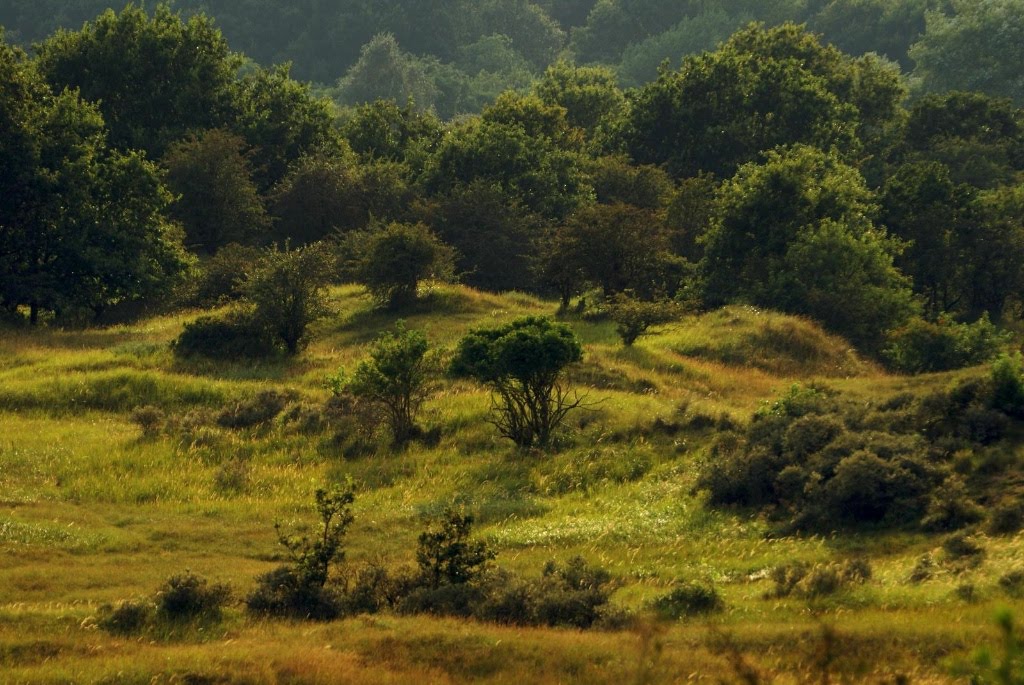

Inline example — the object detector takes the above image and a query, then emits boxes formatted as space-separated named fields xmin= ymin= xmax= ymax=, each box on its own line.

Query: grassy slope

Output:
xmin=0 ymin=284 xmax=1020 ymax=683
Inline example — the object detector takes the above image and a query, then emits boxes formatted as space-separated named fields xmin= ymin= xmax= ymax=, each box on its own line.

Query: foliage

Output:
xmin=343 ymin=322 xmax=432 ymax=445
xmin=0 ymin=39 xmax=190 ymax=322
xmin=155 ymin=571 xmax=231 ymax=623
xmin=343 ymin=222 xmax=456 ymax=309
xmin=883 ymin=315 xmax=1008 ymax=374
xmin=34 ymin=4 xmax=240 ymax=158
xmin=246 ymin=485 xmax=355 ymax=620
xmin=605 ymin=293 xmax=685 ymax=346
xmin=960 ymin=610 xmax=1024 ymax=685
xmin=450 ymin=317 xmax=585 ymax=448
xmin=191 ymin=243 xmax=262 ymax=306
xmin=649 ymin=582 xmax=724 ymax=619
xmin=172 ymin=313 xmax=279 ymax=360
xmin=701 ymin=145 xmax=915 ymax=351
xmin=216 ymin=390 xmax=290 ymax=429
xmin=910 ymin=0 xmax=1024 ymax=105
xmin=243 ymin=243 xmax=332 ymax=354
xmin=533 ymin=60 xmax=624 ymax=133
xmin=163 ymin=128 xmax=269 ymax=253
xmin=415 ymin=508 xmax=495 ymax=588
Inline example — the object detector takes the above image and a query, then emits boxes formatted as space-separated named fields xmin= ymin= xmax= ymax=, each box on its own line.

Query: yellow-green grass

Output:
xmin=0 ymin=284 xmax=1021 ymax=683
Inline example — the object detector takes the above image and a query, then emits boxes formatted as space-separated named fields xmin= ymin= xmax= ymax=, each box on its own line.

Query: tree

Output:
xmin=34 ymin=4 xmax=240 ymax=158
xmin=339 ymin=100 xmax=442 ymax=163
xmin=702 ymin=145 xmax=915 ymax=350
xmin=616 ymin=23 xmax=890 ymax=178
xmin=163 ymin=129 xmax=269 ymax=253
xmin=0 ymin=36 xmax=189 ymax=322
xmin=606 ymin=293 xmax=685 ymax=346
xmin=450 ymin=316 xmax=584 ymax=448
xmin=244 ymin=243 xmax=332 ymax=354
xmin=334 ymin=33 xmax=439 ymax=112
xmin=344 ymin=222 xmax=456 ymax=309
xmin=345 ymin=323 xmax=432 ymax=445
xmin=909 ymin=0 xmax=1024 ymax=105
xmin=533 ymin=61 xmax=625 ymax=134
xmin=425 ymin=181 xmax=544 ymax=293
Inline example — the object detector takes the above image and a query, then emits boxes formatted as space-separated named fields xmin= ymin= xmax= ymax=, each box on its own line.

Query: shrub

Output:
xmin=193 ymin=243 xmax=262 ymax=306
xmin=988 ymin=500 xmax=1024 ymax=535
xmin=769 ymin=559 xmax=871 ymax=599
xmin=415 ymin=508 xmax=494 ymax=588
xmin=131 ymin=405 xmax=165 ymax=438
xmin=156 ymin=571 xmax=231 ymax=622
xmin=531 ymin=557 xmax=617 ymax=629
xmin=246 ymin=485 xmax=355 ymax=620
xmin=98 ymin=600 xmax=153 ymax=635
xmin=342 ymin=222 xmax=456 ymax=309
xmin=650 ymin=582 xmax=724 ymax=619
xmin=217 ymin=390 xmax=290 ymax=429
xmin=172 ymin=313 xmax=279 ymax=360
xmin=990 ymin=354 xmax=1024 ymax=418
xmin=605 ymin=293 xmax=684 ymax=346
xmin=883 ymin=315 xmax=1007 ymax=374
xmin=244 ymin=243 xmax=332 ymax=355
xmin=213 ymin=459 xmax=250 ymax=495
xmin=341 ymin=322 xmax=432 ymax=445
xmin=450 ymin=316 xmax=585 ymax=448
xmin=942 ymin=532 xmax=985 ymax=561
xmin=999 ymin=569 xmax=1024 ymax=598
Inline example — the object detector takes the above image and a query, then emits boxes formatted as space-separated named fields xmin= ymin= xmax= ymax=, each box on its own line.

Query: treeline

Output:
xmin=1 ymin=1 xmax=1023 ymax=119
xmin=2 ymin=6 xmax=1024 ymax=370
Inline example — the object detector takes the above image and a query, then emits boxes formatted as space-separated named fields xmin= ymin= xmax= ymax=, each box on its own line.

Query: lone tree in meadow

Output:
xmin=451 ymin=316 xmax=584 ymax=449
xmin=344 ymin=322 xmax=432 ymax=445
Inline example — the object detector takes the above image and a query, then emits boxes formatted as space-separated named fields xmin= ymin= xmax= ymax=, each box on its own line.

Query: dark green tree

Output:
xmin=416 ymin=508 xmax=494 ymax=588
xmin=34 ymin=4 xmax=240 ymax=158
xmin=344 ymin=222 xmax=456 ymax=309
xmin=702 ymin=145 xmax=915 ymax=350
xmin=450 ymin=316 xmax=584 ymax=448
xmin=533 ymin=61 xmax=624 ymax=134
xmin=163 ymin=129 xmax=269 ymax=253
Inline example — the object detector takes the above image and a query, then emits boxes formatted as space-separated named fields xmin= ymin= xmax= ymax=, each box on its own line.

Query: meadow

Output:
xmin=0 ymin=284 xmax=1020 ymax=684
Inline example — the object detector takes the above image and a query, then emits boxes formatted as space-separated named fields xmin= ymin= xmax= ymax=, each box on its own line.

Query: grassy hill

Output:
xmin=1 ymin=284 xmax=1021 ymax=683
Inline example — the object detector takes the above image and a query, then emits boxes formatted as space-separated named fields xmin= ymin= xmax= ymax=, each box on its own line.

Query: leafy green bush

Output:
xmin=883 ymin=315 xmax=1007 ymax=374
xmin=156 ymin=571 xmax=231 ymax=622
xmin=768 ymin=559 xmax=871 ymax=599
xmin=172 ymin=313 xmax=279 ymax=360
xmin=604 ymin=293 xmax=684 ymax=346
xmin=192 ymin=243 xmax=262 ymax=306
xmin=649 ymin=582 xmax=724 ymax=619
xmin=451 ymin=316 xmax=585 ymax=448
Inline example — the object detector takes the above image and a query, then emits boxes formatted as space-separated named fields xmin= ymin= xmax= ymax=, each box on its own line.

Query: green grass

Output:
xmin=0 ymin=283 xmax=1020 ymax=683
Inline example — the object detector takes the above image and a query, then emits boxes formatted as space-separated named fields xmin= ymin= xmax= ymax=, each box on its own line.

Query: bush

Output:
xmin=217 ymin=390 xmax=290 ymax=429
xmin=650 ymin=582 xmax=724 ymax=619
xmin=98 ymin=600 xmax=153 ymax=635
xmin=988 ymin=500 xmax=1024 ymax=535
xmin=246 ymin=485 xmax=355 ymax=620
xmin=131 ymin=405 xmax=165 ymax=438
xmin=341 ymin=322 xmax=432 ymax=445
xmin=769 ymin=559 xmax=871 ymax=599
xmin=415 ymin=508 xmax=494 ymax=589
xmin=156 ymin=571 xmax=231 ymax=622
xmin=244 ymin=243 xmax=332 ymax=355
xmin=342 ymin=222 xmax=456 ymax=309
xmin=172 ymin=313 xmax=279 ymax=360
xmin=531 ymin=557 xmax=617 ymax=629
xmin=605 ymin=293 xmax=684 ymax=346
xmin=193 ymin=243 xmax=262 ymax=306
xmin=883 ymin=315 xmax=1007 ymax=374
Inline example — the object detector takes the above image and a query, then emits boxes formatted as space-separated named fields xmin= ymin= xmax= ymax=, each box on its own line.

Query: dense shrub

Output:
xmin=649 ymin=582 xmax=724 ymax=619
xmin=172 ymin=313 xmax=279 ymax=360
xmin=768 ymin=559 xmax=871 ymax=599
xmin=192 ymin=243 xmax=262 ymax=306
xmin=156 ymin=571 xmax=231 ymax=622
xmin=883 ymin=315 xmax=1007 ymax=374
xmin=131 ymin=405 xmax=165 ymax=438
xmin=98 ymin=600 xmax=153 ymax=635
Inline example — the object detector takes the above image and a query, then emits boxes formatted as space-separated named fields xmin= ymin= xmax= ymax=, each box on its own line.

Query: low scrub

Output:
xmin=697 ymin=357 xmax=1024 ymax=531
xmin=172 ymin=313 xmax=280 ymax=360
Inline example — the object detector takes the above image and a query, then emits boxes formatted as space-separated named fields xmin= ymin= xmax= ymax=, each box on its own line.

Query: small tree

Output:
xmin=345 ymin=322 xmax=432 ymax=445
xmin=246 ymin=485 xmax=355 ymax=620
xmin=244 ymin=243 xmax=331 ymax=354
xmin=450 ymin=316 xmax=584 ymax=448
xmin=606 ymin=293 xmax=685 ymax=346
xmin=344 ymin=222 xmax=456 ymax=309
